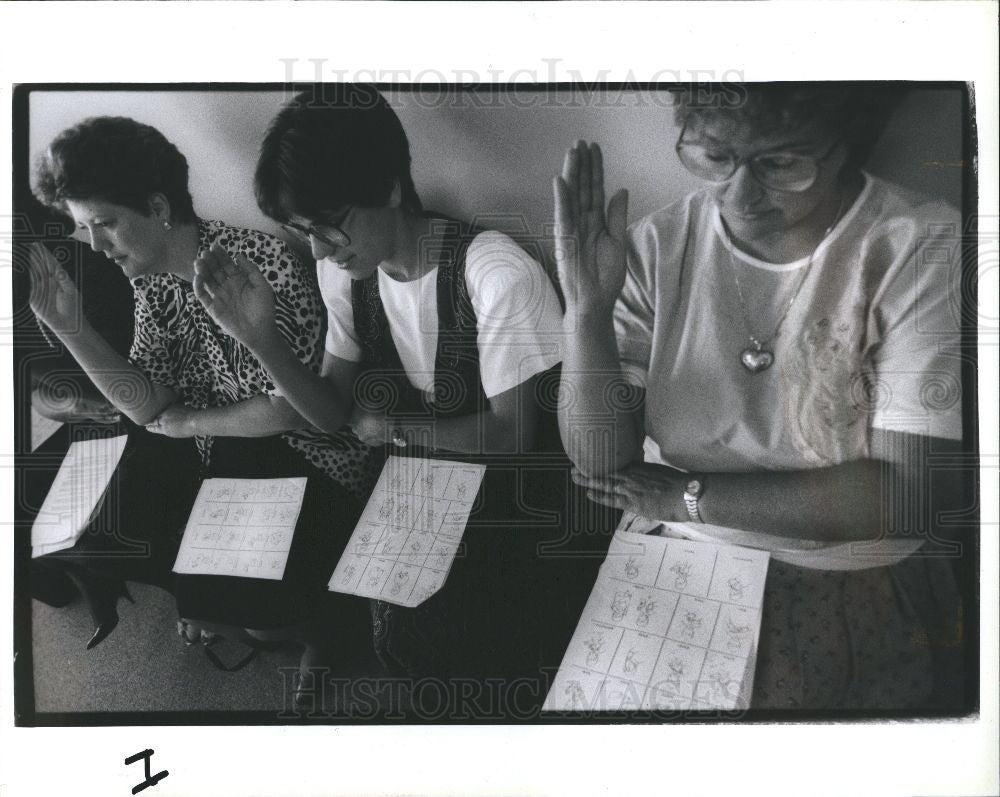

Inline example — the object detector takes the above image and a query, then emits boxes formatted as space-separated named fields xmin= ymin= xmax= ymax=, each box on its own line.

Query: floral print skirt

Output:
xmin=752 ymin=554 xmax=966 ymax=711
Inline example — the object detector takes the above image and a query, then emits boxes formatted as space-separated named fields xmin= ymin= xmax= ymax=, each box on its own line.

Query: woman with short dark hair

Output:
xmin=195 ymin=85 xmax=594 ymax=697
xmin=29 ymin=116 xmax=371 ymax=694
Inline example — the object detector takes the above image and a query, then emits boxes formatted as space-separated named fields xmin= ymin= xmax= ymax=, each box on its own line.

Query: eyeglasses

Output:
xmin=280 ymin=207 xmax=353 ymax=248
xmin=675 ymin=121 xmax=842 ymax=193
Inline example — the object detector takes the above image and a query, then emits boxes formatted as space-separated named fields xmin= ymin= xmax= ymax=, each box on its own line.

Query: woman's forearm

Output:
xmin=186 ymin=395 xmax=304 ymax=438
xmin=49 ymin=320 xmax=175 ymax=425
xmin=395 ymin=408 xmax=527 ymax=455
xmin=558 ymin=309 xmax=641 ymax=476
xmin=697 ymin=460 xmax=887 ymax=542
xmin=248 ymin=329 xmax=352 ymax=434
xmin=586 ymin=458 xmax=892 ymax=543
xmin=387 ymin=378 xmax=534 ymax=455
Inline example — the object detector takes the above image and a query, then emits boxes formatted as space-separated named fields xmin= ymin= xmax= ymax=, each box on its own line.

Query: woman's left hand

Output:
xmin=572 ymin=462 xmax=688 ymax=522
xmin=146 ymin=403 xmax=197 ymax=437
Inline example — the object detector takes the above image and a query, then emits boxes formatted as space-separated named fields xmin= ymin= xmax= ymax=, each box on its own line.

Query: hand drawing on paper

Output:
xmin=203 ymin=505 xmax=226 ymax=522
xmin=680 ymin=610 xmax=702 ymax=640
xmin=173 ymin=478 xmax=304 ymax=581
xmin=704 ymin=667 xmax=738 ymax=703
xmin=390 ymin=470 xmax=405 ymax=492
xmin=236 ymin=483 xmax=258 ymax=501
xmin=623 ymin=647 xmax=642 ymax=675
xmin=725 ymin=618 xmax=751 ymax=654
xmin=635 ymin=595 xmax=656 ymax=628
xmin=390 ymin=568 xmax=411 ymax=596
xmin=583 ymin=632 xmax=606 ymax=667
xmin=611 ymin=589 xmax=633 ymax=622
xmin=564 ymin=680 xmax=588 ymax=709
xmin=670 ymin=562 xmax=691 ymax=591
xmin=665 ymin=657 xmax=686 ymax=693
xmin=366 ymin=565 xmax=386 ymax=588
xmin=327 ymin=456 xmax=485 ymax=607
xmin=358 ymin=526 xmax=379 ymax=546
xmin=545 ymin=531 xmax=770 ymax=712
xmin=209 ymin=484 xmax=232 ymax=502
xmin=623 ymin=557 xmax=639 ymax=580
xmin=378 ymin=496 xmax=395 ymax=522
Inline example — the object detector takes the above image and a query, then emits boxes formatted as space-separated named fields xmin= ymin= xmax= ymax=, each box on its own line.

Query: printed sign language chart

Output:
xmin=328 ymin=456 xmax=486 ymax=607
xmin=545 ymin=527 xmax=770 ymax=711
xmin=172 ymin=477 xmax=306 ymax=580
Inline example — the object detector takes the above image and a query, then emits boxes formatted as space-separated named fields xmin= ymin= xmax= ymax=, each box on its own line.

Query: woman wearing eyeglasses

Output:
xmin=555 ymin=85 xmax=966 ymax=710
xmin=28 ymin=116 xmax=372 ymax=685
xmin=194 ymin=85 xmax=596 ymax=702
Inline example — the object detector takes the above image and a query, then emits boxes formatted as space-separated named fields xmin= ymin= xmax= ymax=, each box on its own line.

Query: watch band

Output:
xmin=683 ymin=476 xmax=705 ymax=523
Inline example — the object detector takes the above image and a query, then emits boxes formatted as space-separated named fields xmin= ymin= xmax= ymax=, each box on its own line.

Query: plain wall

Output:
xmin=29 ymin=87 xmax=966 ymax=258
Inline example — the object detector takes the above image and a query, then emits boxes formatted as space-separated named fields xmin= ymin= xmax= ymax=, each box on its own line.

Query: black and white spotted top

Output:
xmin=129 ymin=218 xmax=377 ymax=499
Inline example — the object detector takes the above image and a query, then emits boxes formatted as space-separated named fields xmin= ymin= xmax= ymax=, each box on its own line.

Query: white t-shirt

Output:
xmin=615 ymin=174 xmax=963 ymax=568
xmin=318 ymin=229 xmax=563 ymax=399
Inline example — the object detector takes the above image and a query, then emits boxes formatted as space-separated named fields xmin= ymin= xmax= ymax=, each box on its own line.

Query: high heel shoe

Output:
xmin=83 ymin=580 xmax=135 ymax=650
xmin=294 ymin=640 xmax=333 ymax=709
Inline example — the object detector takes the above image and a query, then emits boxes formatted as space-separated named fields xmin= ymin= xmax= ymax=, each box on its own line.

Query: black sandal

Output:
xmin=202 ymin=635 xmax=284 ymax=673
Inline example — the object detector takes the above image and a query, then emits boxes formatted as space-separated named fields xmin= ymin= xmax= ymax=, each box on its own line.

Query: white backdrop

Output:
xmin=29 ymin=87 xmax=964 ymax=255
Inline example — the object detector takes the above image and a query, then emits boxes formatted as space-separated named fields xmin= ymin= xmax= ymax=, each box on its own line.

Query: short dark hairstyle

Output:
xmin=673 ymin=83 xmax=907 ymax=170
xmin=255 ymin=84 xmax=422 ymax=223
xmin=33 ymin=116 xmax=197 ymax=222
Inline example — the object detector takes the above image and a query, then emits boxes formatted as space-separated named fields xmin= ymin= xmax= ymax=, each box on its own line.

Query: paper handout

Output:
xmin=545 ymin=517 xmax=770 ymax=712
xmin=31 ymin=435 xmax=128 ymax=558
xmin=30 ymin=406 xmax=64 ymax=452
xmin=172 ymin=477 xmax=307 ymax=580
xmin=328 ymin=455 xmax=486 ymax=607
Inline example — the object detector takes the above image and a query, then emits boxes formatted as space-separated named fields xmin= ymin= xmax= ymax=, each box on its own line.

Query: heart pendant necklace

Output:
xmin=725 ymin=193 xmax=847 ymax=374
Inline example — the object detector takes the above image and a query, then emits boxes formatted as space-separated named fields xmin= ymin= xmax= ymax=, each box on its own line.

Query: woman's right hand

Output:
xmin=27 ymin=243 xmax=85 ymax=334
xmin=553 ymin=141 xmax=630 ymax=315
xmin=193 ymin=244 xmax=277 ymax=348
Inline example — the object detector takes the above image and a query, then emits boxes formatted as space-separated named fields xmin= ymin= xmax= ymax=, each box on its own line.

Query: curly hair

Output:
xmin=255 ymin=84 xmax=422 ymax=223
xmin=673 ymin=82 xmax=907 ymax=170
xmin=33 ymin=116 xmax=196 ymax=222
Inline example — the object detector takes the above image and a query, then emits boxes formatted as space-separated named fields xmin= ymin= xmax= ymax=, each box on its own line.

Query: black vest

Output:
xmin=350 ymin=218 xmax=490 ymax=423
xmin=350 ymin=217 xmax=563 ymax=456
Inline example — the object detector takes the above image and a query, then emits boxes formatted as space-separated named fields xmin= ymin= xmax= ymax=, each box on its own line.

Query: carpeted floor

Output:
xmin=29 ymin=583 xmax=379 ymax=717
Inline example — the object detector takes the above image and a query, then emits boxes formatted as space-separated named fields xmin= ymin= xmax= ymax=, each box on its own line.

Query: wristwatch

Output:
xmin=683 ymin=475 xmax=706 ymax=523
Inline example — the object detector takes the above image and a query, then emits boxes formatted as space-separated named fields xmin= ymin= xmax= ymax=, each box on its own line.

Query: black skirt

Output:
xmin=369 ymin=455 xmax=615 ymax=688
xmin=36 ymin=424 xmax=202 ymax=589
xmin=173 ymin=434 xmax=363 ymax=630
xmin=36 ymin=425 xmax=363 ymax=631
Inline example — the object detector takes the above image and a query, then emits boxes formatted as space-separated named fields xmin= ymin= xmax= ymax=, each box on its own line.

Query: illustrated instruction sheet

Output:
xmin=172 ymin=477 xmax=306 ymax=580
xmin=328 ymin=455 xmax=486 ymax=607
xmin=32 ymin=435 xmax=128 ymax=558
xmin=545 ymin=522 xmax=770 ymax=711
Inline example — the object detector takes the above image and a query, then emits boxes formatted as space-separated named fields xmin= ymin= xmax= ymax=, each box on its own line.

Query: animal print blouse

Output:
xmin=129 ymin=218 xmax=377 ymax=499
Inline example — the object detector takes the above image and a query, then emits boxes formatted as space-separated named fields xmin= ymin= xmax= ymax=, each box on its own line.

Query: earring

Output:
xmin=163 ymin=221 xmax=172 ymax=231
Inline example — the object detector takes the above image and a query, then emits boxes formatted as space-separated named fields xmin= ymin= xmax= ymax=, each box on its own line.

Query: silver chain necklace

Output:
xmin=725 ymin=194 xmax=847 ymax=374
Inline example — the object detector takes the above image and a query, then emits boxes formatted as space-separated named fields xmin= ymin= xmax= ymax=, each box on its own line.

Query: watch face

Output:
xmin=686 ymin=478 xmax=703 ymax=497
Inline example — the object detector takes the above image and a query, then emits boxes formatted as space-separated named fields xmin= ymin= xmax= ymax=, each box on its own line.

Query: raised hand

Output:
xmin=193 ymin=243 xmax=276 ymax=347
xmin=27 ymin=242 xmax=85 ymax=335
xmin=553 ymin=141 xmax=630 ymax=315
